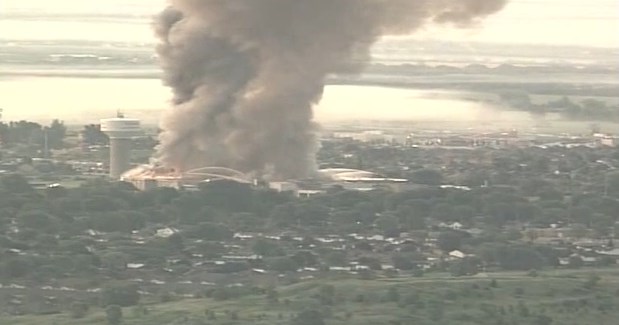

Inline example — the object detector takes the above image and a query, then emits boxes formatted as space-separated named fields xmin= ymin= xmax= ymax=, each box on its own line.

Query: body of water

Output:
xmin=0 ymin=0 xmax=617 ymax=126
xmin=1 ymin=77 xmax=523 ymax=126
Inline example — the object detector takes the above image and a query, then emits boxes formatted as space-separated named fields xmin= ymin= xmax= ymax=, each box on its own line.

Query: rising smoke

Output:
xmin=154 ymin=0 xmax=508 ymax=179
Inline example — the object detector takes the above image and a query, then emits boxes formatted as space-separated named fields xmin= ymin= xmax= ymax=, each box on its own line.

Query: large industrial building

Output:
xmin=268 ymin=168 xmax=412 ymax=196
xmin=120 ymin=164 xmax=413 ymax=194
xmin=121 ymin=165 xmax=254 ymax=191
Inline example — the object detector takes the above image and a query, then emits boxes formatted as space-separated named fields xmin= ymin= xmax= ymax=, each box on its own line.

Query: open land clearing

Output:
xmin=6 ymin=268 xmax=619 ymax=325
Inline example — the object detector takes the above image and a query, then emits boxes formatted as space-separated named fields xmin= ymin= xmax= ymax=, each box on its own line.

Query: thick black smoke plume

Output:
xmin=155 ymin=0 xmax=508 ymax=179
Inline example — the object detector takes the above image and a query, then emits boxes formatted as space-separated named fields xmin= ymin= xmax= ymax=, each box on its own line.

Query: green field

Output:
xmin=7 ymin=268 xmax=619 ymax=325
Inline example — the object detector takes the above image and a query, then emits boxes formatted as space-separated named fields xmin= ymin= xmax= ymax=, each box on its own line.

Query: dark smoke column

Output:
xmin=155 ymin=0 xmax=508 ymax=179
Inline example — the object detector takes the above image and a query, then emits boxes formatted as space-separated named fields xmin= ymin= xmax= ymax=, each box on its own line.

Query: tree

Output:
xmin=190 ymin=222 xmax=233 ymax=241
xmin=270 ymin=203 xmax=297 ymax=226
xmin=102 ymin=252 xmax=129 ymax=273
xmin=517 ymin=301 xmax=530 ymax=317
xmin=353 ymin=201 xmax=379 ymax=225
xmin=385 ymin=287 xmax=400 ymax=303
xmin=431 ymin=203 xmax=456 ymax=222
xmin=583 ymin=274 xmax=601 ymax=289
xmin=495 ymin=245 xmax=547 ymax=271
xmin=318 ymin=284 xmax=336 ymax=305
xmin=267 ymin=257 xmax=300 ymax=273
xmin=292 ymin=310 xmax=325 ymax=325
xmin=450 ymin=256 xmax=481 ymax=276
xmin=172 ymin=194 xmax=208 ymax=224
xmin=401 ymin=291 xmax=421 ymax=307
xmin=101 ymin=284 xmax=140 ymax=307
xmin=392 ymin=253 xmax=422 ymax=271
xmin=17 ymin=210 xmax=56 ymax=231
xmin=0 ymin=120 xmax=43 ymax=146
xmin=324 ymin=250 xmax=347 ymax=266
xmin=70 ymin=302 xmax=89 ymax=319
xmin=90 ymin=212 xmax=132 ymax=233
xmin=606 ymin=172 xmax=619 ymax=194
xmin=437 ymin=231 xmax=469 ymax=252
xmin=294 ymin=202 xmax=330 ymax=226
xmin=358 ymin=256 xmax=382 ymax=270
xmin=409 ymin=169 xmax=443 ymax=185
xmin=499 ymin=89 xmax=532 ymax=109
xmin=525 ymin=229 xmax=539 ymax=242
xmin=591 ymin=214 xmax=614 ymax=238
xmin=167 ymin=233 xmax=185 ymax=251
xmin=0 ymin=174 xmax=33 ymax=194
xmin=45 ymin=119 xmax=67 ymax=149
xmin=105 ymin=305 xmax=122 ymax=325
xmin=214 ymin=261 xmax=249 ymax=274
xmin=229 ymin=211 xmax=262 ymax=229
xmin=570 ymin=224 xmax=589 ymax=240
xmin=291 ymin=251 xmax=318 ymax=268
xmin=400 ymin=210 xmax=427 ymax=230
xmin=535 ymin=315 xmax=554 ymax=325
xmin=427 ymin=299 xmax=445 ymax=321
xmin=228 ymin=310 xmax=239 ymax=320
xmin=1 ymin=257 xmax=33 ymax=278
xmin=81 ymin=124 xmax=109 ymax=146
xmin=266 ymin=288 xmax=279 ymax=304
xmin=375 ymin=214 xmax=400 ymax=237
xmin=253 ymin=238 xmax=284 ymax=257
xmin=199 ymin=180 xmax=254 ymax=212
xmin=124 ymin=211 xmax=147 ymax=230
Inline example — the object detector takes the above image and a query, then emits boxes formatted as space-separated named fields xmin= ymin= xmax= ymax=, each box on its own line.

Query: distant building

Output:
xmin=597 ymin=135 xmax=617 ymax=147
xmin=269 ymin=181 xmax=299 ymax=193
xmin=332 ymin=130 xmax=397 ymax=143
xmin=156 ymin=227 xmax=179 ymax=238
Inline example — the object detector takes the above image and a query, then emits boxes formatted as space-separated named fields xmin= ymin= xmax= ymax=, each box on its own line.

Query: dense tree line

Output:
xmin=1 ymin=165 xmax=619 ymax=323
xmin=499 ymin=91 xmax=619 ymax=121
xmin=1 ymin=169 xmax=618 ymax=284
xmin=0 ymin=120 xmax=66 ymax=149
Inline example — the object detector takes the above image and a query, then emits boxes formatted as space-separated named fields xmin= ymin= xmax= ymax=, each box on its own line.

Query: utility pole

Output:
xmin=604 ymin=172 xmax=609 ymax=198
xmin=43 ymin=127 xmax=49 ymax=159
xmin=596 ymin=160 xmax=616 ymax=198
xmin=568 ymin=171 xmax=574 ymax=225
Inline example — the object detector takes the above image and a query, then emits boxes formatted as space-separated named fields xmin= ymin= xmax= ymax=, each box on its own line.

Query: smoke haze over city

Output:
xmin=154 ymin=0 xmax=508 ymax=179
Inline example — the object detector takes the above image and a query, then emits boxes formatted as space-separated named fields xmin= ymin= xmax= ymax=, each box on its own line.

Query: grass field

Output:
xmin=6 ymin=268 xmax=619 ymax=325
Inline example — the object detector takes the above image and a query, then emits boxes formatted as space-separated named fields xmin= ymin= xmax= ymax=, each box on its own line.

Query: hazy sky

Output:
xmin=0 ymin=0 xmax=618 ymax=47
xmin=1 ymin=0 xmax=617 ymax=124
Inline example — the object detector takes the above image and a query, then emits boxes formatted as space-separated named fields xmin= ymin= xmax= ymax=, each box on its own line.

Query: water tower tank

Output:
xmin=100 ymin=118 xmax=142 ymax=179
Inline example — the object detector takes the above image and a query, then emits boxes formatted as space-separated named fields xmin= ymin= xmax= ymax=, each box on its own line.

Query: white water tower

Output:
xmin=100 ymin=115 xmax=142 ymax=179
